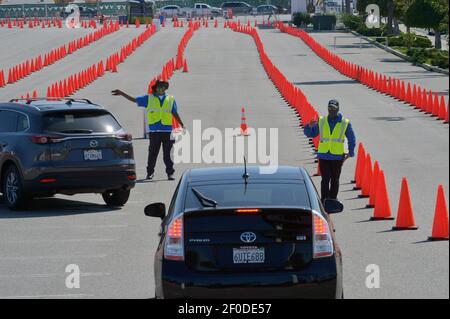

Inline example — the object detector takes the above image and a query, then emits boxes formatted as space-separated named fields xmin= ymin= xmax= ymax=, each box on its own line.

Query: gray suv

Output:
xmin=0 ymin=98 xmax=136 ymax=210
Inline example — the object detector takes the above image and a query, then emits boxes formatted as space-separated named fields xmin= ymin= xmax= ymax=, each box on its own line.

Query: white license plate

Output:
xmin=84 ymin=150 xmax=103 ymax=161
xmin=233 ymin=248 xmax=265 ymax=264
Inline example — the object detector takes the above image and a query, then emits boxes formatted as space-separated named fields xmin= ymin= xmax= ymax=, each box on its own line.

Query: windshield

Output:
xmin=186 ymin=183 xmax=310 ymax=209
xmin=43 ymin=110 xmax=122 ymax=134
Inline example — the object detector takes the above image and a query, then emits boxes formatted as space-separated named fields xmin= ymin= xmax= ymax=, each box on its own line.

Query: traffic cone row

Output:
xmin=230 ymin=24 xmax=448 ymax=241
xmin=2 ymin=23 xmax=119 ymax=88
xmin=275 ymin=23 xmax=449 ymax=125
xmin=7 ymin=56 xmax=43 ymax=84
xmin=106 ymin=24 xmax=157 ymax=74
xmin=46 ymin=62 xmax=105 ymax=98
xmin=43 ymin=25 xmax=156 ymax=100
xmin=353 ymin=143 xmax=447 ymax=239
xmin=0 ymin=18 xmax=63 ymax=29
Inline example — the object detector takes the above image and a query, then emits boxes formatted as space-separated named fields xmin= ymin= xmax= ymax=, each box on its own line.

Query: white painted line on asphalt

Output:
xmin=0 ymin=272 xmax=111 ymax=279
xmin=0 ymin=254 xmax=107 ymax=261
xmin=0 ymin=294 xmax=94 ymax=299
xmin=2 ymin=238 xmax=118 ymax=244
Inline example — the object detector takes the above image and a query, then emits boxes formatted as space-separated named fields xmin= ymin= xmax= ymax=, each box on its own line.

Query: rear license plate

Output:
xmin=84 ymin=150 xmax=103 ymax=161
xmin=233 ymin=248 xmax=265 ymax=264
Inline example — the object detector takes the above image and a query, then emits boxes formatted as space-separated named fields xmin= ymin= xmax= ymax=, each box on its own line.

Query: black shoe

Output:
xmin=146 ymin=173 xmax=154 ymax=180
xmin=168 ymin=174 xmax=175 ymax=181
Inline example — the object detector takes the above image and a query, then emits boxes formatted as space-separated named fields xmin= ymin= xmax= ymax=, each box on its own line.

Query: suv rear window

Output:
xmin=186 ymin=183 xmax=310 ymax=210
xmin=43 ymin=110 xmax=122 ymax=133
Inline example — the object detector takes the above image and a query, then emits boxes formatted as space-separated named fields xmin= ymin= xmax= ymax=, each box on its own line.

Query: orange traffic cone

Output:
xmin=359 ymin=153 xmax=372 ymax=198
xmin=314 ymin=161 xmax=321 ymax=177
xmin=370 ymin=170 xmax=395 ymax=221
xmin=239 ymin=107 xmax=249 ymax=136
xmin=429 ymin=185 xmax=449 ymax=241
xmin=366 ymin=160 xmax=380 ymax=208
xmin=393 ymin=177 xmax=418 ymax=230
xmin=438 ymin=96 xmax=447 ymax=121
xmin=432 ymin=93 xmax=440 ymax=117
xmin=353 ymin=145 xmax=366 ymax=190
xmin=172 ymin=117 xmax=182 ymax=134
xmin=183 ymin=59 xmax=189 ymax=73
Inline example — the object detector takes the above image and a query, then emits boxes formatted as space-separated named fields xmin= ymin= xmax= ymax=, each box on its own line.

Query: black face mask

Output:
xmin=328 ymin=108 xmax=339 ymax=118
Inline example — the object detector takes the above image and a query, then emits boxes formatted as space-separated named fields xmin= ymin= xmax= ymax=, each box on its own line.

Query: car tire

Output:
xmin=2 ymin=165 xmax=30 ymax=210
xmin=102 ymin=189 xmax=130 ymax=207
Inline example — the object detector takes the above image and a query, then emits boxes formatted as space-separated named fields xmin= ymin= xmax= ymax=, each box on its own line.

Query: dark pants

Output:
xmin=147 ymin=132 xmax=175 ymax=176
xmin=319 ymin=159 xmax=344 ymax=201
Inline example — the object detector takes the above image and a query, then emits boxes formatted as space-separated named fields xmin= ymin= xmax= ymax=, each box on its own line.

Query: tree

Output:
xmin=357 ymin=0 xmax=398 ymax=34
xmin=395 ymin=0 xmax=414 ymax=32
xmin=405 ymin=0 xmax=448 ymax=49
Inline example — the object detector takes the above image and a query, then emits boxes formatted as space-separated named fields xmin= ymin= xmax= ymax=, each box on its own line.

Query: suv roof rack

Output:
xmin=9 ymin=97 xmax=95 ymax=105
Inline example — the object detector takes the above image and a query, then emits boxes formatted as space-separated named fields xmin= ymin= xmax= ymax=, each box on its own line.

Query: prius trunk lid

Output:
xmin=183 ymin=208 xmax=313 ymax=272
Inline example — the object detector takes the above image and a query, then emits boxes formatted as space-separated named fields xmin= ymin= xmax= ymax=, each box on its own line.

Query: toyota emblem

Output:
xmin=240 ymin=232 xmax=256 ymax=243
xmin=90 ymin=140 xmax=99 ymax=148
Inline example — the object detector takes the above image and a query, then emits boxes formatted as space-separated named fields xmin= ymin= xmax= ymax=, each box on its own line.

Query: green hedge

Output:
xmin=292 ymin=12 xmax=311 ymax=27
xmin=387 ymin=34 xmax=432 ymax=48
xmin=407 ymin=48 xmax=449 ymax=69
xmin=342 ymin=13 xmax=363 ymax=30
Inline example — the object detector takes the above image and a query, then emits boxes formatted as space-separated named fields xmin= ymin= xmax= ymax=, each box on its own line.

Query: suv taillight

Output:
xmin=31 ymin=136 xmax=63 ymax=144
xmin=313 ymin=212 xmax=334 ymax=259
xmin=164 ymin=215 xmax=184 ymax=261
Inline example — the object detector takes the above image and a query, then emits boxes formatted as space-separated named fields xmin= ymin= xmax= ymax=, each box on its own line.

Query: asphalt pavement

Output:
xmin=307 ymin=31 xmax=449 ymax=96
xmin=0 ymin=23 xmax=448 ymax=299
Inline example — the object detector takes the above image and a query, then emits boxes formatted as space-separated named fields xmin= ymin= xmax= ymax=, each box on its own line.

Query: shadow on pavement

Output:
xmin=371 ymin=117 xmax=406 ymax=121
xmin=351 ymin=206 xmax=372 ymax=211
xmin=136 ymin=179 xmax=175 ymax=184
xmin=294 ymin=80 xmax=356 ymax=86
xmin=0 ymin=195 xmax=121 ymax=218
xmin=378 ymin=58 xmax=405 ymax=63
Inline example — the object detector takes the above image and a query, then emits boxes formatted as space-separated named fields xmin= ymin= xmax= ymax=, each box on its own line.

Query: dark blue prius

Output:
xmin=145 ymin=166 xmax=344 ymax=299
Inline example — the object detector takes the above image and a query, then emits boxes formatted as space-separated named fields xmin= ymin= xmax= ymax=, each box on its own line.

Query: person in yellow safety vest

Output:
xmin=111 ymin=80 xmax=185 ymax=181
xmin=304 ymin=100 xmax=356 ymax=203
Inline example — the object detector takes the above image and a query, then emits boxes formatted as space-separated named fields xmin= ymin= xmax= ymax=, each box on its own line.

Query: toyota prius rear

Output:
xmin=145 ymin=166 xmax=343 ymax=299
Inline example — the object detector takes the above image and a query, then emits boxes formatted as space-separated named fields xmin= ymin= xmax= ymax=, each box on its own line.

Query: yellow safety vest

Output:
xmin=146 ymin=95 xmax=174 ymax=126
xmin=317 ymin=116 xmax=349 ymax=155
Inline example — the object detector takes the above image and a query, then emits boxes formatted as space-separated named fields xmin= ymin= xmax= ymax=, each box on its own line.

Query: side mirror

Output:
xmin=324 ymin=199 xmax=344 ymax=214
xmin=144 ymin=203 xmax=166 ymax=219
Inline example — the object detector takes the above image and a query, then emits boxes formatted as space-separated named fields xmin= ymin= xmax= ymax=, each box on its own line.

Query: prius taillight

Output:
xmin=313 ymin=212 xmax=334 ymax=259
xmin=164 ymin=215 xmax=184 ymax=261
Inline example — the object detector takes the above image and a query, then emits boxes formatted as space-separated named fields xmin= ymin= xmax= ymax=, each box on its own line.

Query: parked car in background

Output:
xmin=221 ymin=2 xmax=254 ymax=15
xmin=256 ymin=4 xmax=279 ymax=15
xmin=158 ymin=5 xmax=182 ymax=18
xmin=184 ymin=3 xmax=222 ymax=18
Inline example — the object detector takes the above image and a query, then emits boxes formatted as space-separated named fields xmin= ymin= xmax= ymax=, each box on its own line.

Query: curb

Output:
xmin=349 ymin=30 xmax=449 ymax=76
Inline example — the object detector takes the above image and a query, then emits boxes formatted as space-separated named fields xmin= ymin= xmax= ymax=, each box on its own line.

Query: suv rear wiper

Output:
xmin=192 ymin=188 xmax=218 ymax=208
xmin=60 ymin=129 xmax=94 ymax=134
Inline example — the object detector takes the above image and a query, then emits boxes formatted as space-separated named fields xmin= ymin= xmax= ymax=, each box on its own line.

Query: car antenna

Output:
xmin=243 ymin=156 xmax=249 ymax=185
